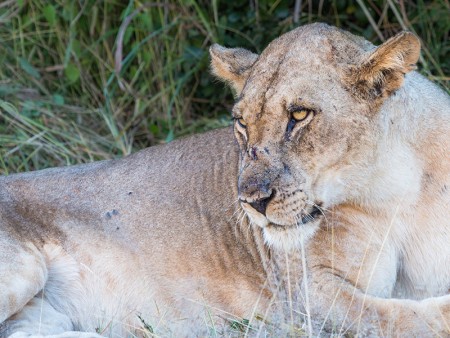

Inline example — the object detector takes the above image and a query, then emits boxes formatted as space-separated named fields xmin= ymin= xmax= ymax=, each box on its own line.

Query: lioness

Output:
xmin=0 ymin=23 xmax=449 ymax=337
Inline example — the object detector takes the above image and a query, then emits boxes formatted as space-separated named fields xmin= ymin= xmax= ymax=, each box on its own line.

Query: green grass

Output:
xmin=0 ymin=0 xmax=448 ymax=174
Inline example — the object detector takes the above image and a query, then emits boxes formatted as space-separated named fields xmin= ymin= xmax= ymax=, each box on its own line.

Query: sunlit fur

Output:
xmin=212 ymin=22 xmax=450 ymax=336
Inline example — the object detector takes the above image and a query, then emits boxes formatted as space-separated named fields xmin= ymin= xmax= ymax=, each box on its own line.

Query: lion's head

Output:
xmin=210 ymin=23 xmax=420 ymax=250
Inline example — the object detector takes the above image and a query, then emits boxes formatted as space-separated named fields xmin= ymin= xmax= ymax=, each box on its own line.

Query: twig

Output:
xmin=294 ymin=0 xmax=302 ymax=24
xmin=355 ymin=0 xmax=385 ymax=41
xmin=114 ymin=3 xmax=176 ymax=90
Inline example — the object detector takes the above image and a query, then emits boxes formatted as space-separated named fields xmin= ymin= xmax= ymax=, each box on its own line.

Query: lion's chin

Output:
xmin=241 ymin=203 xmax=322 ymax=251
xmin=262 ymin=221 xmax=319 ymax=251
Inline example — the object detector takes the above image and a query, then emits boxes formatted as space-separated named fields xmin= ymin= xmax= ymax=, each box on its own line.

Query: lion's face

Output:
xmin=210 ymin=23 xmax=420 ymax=249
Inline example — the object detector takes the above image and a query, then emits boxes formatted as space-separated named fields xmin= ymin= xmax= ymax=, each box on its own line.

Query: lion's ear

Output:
xmin=348 ymin=31 xmax=420 ymax=100
xmin=210 ymin=44 xmax=258 ymax=97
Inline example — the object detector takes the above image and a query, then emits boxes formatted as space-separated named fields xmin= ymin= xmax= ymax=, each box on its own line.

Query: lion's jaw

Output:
xmin=240 ymin=194 xmax=321 ymax=250
xmin=238 ymin=162 xmax=326 ymax=250
xmin=245 ymin=205 xmax=321 ymax=251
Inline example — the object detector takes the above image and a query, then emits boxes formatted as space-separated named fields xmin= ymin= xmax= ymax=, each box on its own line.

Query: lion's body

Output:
xmin=1 ymin=23 xmax=449 ymax=337
xmin=0 ymin=129 xmax=278 ymax=337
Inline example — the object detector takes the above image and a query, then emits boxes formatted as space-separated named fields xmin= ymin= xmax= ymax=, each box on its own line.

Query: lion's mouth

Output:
xmin=300 ymin=205 xmax=323 ymax=224
xmin=241 ymin=198 xmax=325 ymax=230
xmin=267 ymin=205 xmax=323 ymax=229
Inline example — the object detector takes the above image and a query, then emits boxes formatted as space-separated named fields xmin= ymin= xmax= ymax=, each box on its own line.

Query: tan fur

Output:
xmin=0 ymin=23 xmax=449 ymax=337
xmin=212 ymin=23 xmax=450 ymax=336
xmin=0 ymin=130 xmax=304 ymax=337
xmin=210 ymin=44 xmax=258 ymax=95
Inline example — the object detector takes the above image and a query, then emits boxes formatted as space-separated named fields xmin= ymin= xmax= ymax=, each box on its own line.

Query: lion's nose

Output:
xmin=238 ymin=174 xmax=274 ymax=215
xmin=248 ymin=195 xmax=272 ymax=215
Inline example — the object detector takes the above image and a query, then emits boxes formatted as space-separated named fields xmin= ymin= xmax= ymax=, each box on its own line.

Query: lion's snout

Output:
xmin=242 ymin=192 xmax=274 ymax=216
xmin=238 ymin=170 xmax=275 ymax=215
xmin=238 ymin=175 xmax=274 ymax=216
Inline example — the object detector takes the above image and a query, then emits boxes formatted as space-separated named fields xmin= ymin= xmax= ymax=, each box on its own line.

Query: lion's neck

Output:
xmin=347 ymin=72 xmax=449 ymax=215
xmin=239 ymin=217 xmax=306 ymax=321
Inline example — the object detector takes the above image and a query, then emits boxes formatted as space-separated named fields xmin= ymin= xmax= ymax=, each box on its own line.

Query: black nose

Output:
xmin=248 ymin=195 xmax=272 ymax=215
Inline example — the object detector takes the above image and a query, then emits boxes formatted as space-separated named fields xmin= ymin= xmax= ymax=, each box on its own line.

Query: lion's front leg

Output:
xmin=305 ymin=226 xmax=450 ymax=336
xmin=307 ymin=269 xmax=450 ymax=336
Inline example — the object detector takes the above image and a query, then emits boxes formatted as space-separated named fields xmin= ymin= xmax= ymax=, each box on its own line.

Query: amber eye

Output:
xmin=236 ymin=117 xmax=247 ymax=128
xmin=292 ymin=109 xmax=310 ymax=121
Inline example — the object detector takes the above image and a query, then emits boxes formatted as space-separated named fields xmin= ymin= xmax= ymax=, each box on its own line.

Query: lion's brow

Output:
xmin=231 ymin=109 xmax=240 ymax=118
xmin=231 ymin=97 xmax=244 ymax=118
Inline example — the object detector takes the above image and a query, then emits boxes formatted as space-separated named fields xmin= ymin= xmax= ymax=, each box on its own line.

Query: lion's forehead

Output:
xmin=235 ymin=25 xmax=375 ymax=136
xmin=250 ymin=23 xmax=371 ymax=74
xmin=239 ymin=36 xmax=367 ymax=117
xmin=238 ymin=61 xmax=349 ymax=122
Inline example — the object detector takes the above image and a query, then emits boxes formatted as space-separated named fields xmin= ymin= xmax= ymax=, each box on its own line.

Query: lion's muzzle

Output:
xmin=238 ymin=166 xmax=275 ymax=217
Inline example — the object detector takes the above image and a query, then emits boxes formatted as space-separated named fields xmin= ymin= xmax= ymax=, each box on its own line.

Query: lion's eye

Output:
xmin=292 ymin=109 xmax=310 ymax=121
xmin=236 ymin=118 xmax=247 ymax=128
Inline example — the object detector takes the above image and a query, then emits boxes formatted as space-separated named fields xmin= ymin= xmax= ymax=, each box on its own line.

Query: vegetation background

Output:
xmin=0 ymin=0 xmax=448 ymax=174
